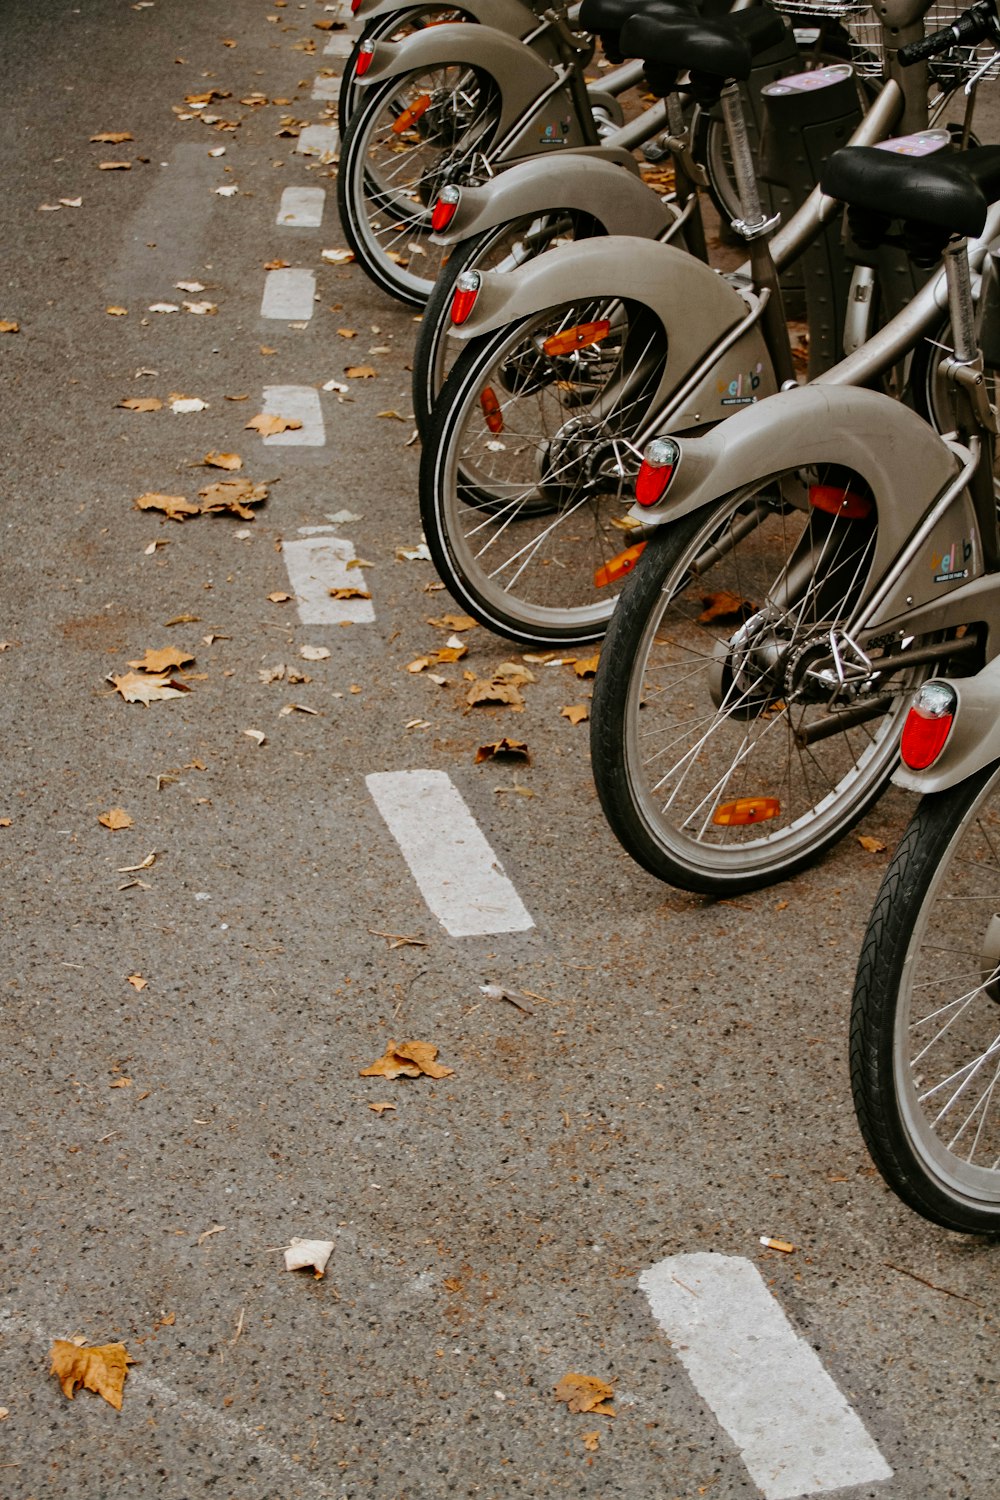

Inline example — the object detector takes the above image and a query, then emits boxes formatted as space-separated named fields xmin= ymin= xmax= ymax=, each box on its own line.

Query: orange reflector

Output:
xmin=712 ymin=796 xmax=781 ymax=826
xmin=809 ymin=483 xmax=872 ymax=519
xmin=480 ymin=387 xmax=503 ymax=434
xmin=542 ymin=319 xmax=611 ymax=358
xmin=392 ymin=94 xmax=431 ymax=134
xmin=594 ymin=540 xmax=646 ymax=588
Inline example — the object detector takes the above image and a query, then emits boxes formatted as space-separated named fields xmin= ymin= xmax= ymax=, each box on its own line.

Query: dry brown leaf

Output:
xmin=98 ymin=160 xmax=132 ymax=171
xmin=99 ymin=808 xmax=134 ymax=831
xmin=329 ymin=585 xmax=371 ymax=600
xmin=134 ymin=492 xmax=201 ymax=522
xmin=582 ymin=1431 xmax=600 ymax=1452
xmin=0 ymin=320 xmax=20 ymax=334
xmin=50 ymin=1341 xmax=134 ymax=1410
xmin=475 ymin=738 xmax=531 ymax=765
xmin=368 ymin=1101 xmax=396 ymax=1115
xmin=118 ymin=396 xmax=162 ymax=412
xmin=109 ymin=1076 xmax=132 ymax=1088
xmin=106 ymin=306 xmax=128 ymax=316
xmin=127 ymin=974 xmax=148 ymax=991
xmin=268 ymin=591 xmax=293 ymax=603
xmin=112 ymin=671 xmax=190 ymax=705
xmin=264 ymin=258 xmax=290 ymax=270
xmin=283 ymin=1238 xmax=334 ymax=1276
xmin=337 ymin=328 xmax=357 ymax=339
xmin=466 ymin=678 xmax=523 ymax=709
xmin=299 ymin=645 xmax=330 ymax=661
xmin=554 ymin=1373 xmax=615 ymax=1416
xmin=164 ymin=613 xmax=200 ymax=626
xmin=857 ymin=834 xmax=887 ymax=853
xmin=376 ymin=409 xmax=407 ymax=422
xmin=427 ymin=613 xmax=476 ymax=632
xmin=197 ymin=478 xmax=268 ymax=518
xmin=560 ymin=704 xmax=589 ymax=725
xmin=127 ymin=647 xmax=195 ymax=673
xmin=345 ymin=365 xmax=377 ymax=379
xmin=573 ymin=653 xmax=600 ymax=679
xmin=360 ymin=1040 xmax=454 ymax=1081
xmin=91 ymin=131 xmax=134 ymax=143
xmin=698 ymin=590 xmax=751 ymax=624
xmin=245 ymin=412 xmax=303 ymax=436
xmin=202 ymin=451 xmax=243 ymax=470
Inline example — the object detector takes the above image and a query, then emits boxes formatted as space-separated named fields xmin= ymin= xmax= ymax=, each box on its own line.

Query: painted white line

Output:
xmin=366 ymin=770 xmax=535 ymax=937
xmin=282 ymin=534 xmax=375 ymax=623
xmin=276 ymin=186 xmax=326 ymax=227
xmin=640 ymin=1254 xmax=892 ymax=1500
xmin=312 ymin=74 xmax=342 ymax=101
xmin=261 ymin=386 xmax=326 ymax=447
xmin=260 ymin=267 xmax=316 ymax=321
xmin=296 ymin=124 xmax=339 ymax=162
xmin=323 ymin=34 xmax=357 ymax=56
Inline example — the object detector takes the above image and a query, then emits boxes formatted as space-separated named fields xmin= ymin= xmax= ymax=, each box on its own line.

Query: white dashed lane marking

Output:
xmin=282 ymin=530 xmax=375 ymax=624
xmin=260 ymin=385 xmax=326 ymax=446
xmin=640 ymin=1253 xmax=893 ymax=1500
xmin=297 ymin=124 xmax=339 ymax=161
xmin=276 ymin=186 xmax=326 ymax=227
xmin=312 ymin=74 xmax=342 ymax=102
xmin=260 ymin=267 xmax=317 ymax=320
xmin=366 ymin=770 xmax=535 ymax=937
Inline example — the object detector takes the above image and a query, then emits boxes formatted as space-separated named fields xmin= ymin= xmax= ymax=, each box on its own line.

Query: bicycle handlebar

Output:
xmin=897 ymin=0 xmax=999 ymax=64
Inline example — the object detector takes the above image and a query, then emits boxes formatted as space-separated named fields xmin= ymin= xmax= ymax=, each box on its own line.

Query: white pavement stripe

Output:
xmin=260 ymin=385 xmax=326 ymax=447
xmin=260 ymin=267 xmax=316 ymax=320
xmin=323 ymin=34 xmax=357 ymax=56
xmin=312 ymin=74 xmax=342 ymax=101
xmin=640 ymin=1254 xmax=893 ymax=1500
xmin=276 ymin=186 xmax=326 ymax=227
xmin=366 ymin=770 xmax=535 ymax=938
xmin=282 ymin=535 xmax=375 ymax=623
xmin=296 ymin=124 xmax=339 ymax=161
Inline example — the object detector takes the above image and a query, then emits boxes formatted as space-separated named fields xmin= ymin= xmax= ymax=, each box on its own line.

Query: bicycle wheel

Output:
xmin=419 ymin=295 xmax=669 ymax=644
xmin=336 ymin=62 xmax=501 ymax=305
xmin=413 ymin=210 xmax=600 ymax=437
xmin=590 ymin=469 xmax=929 ymax=893
xmin=851 ymin=759 xmax=1000 ymax=1234
xmin=339 ymin=8 xmax=470 ymax=135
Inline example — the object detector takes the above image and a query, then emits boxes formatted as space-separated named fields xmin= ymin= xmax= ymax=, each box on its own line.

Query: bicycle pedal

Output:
xmin=642 ymin=134 xmax=673 ymax=163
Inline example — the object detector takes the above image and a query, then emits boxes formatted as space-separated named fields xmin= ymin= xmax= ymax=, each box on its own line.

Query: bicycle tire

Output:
xmin=339 ymin=7 xmax=471 ymax=135
xmin=850 ymin=758 xmax=1000 ymax=1235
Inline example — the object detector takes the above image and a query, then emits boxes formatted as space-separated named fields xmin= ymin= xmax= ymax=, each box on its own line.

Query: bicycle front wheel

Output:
xmin=419 ymin=294 xmax=669 ymax=644
xmin=590 ymin=471 xmax=927 ymax=893
xmin=337 ymin=62 xmax=500 ymax=305
xmin=851 ymin=760 xmax=1000 ymax=1235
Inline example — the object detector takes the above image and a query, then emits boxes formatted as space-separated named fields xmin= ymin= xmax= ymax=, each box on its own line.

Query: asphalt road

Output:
xmin=0 ymin=2 xmax=997 ymax=1497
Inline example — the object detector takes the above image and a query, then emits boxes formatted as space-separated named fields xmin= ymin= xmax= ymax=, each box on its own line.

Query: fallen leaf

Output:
xmin=329 ymin=586 xmax=371 ymax=601
xmin=0 ymin=320 xmax=21 ymax=333
xmin=126 ymin=974 xmax=148 ymax=991
xmin=360 ymin=1040 xmax=454 ymax=1080
xmin=109 ymin=1076 xmax=132 ymax=1088
xmin=582 ymin=1431 xmax=600 ymax=1452
xmin=128 ymin=647 xmax=195 ymax=673
xmin=299 ymin=645 xmax=330 ymax=661
xmin=175 ymin=279 xmax=206 ymax=292
xmin=169 ymin=395 xmax=208 ymax=413
xmin=245 ymin=412 xmax=303 ymax=436
xmin=196 ymin=1224 xmax=226 ymax=1246
xmin=134 ymin=492 xmax=201 ymax=522
xmin=322 ymin=248 xmax=355 ymax=264
xmin=267 ymin=591 xmax=292 ymax=603
xmin=259 ymin=664 xmax=286 ymax=684
xmin=346 ymin=558 xmax=374 ymax=570
xmin=698 ymin=590 xmax=752 ymax=624
xmin=50 ymin=1341 xmax=135 ymax=1410
xmin=466 ymin=677 xmax=523 ymax=709
xmin=345 ymin=365 xmax=377 ymax=379
xmin=368 ymin=1101 xmax=396 ymax=1115
xmin=245 ymin=728 xmax=267 ymax=746
xmin=148 ymin=302 xmax=180 ymax=313
xmin=396 ymin=542 xmax=432 ymax=562
xmin=337 ymin=328 xmax=357 ymax=339
xmin=857 ymin=834 xmax=887 ymax=853
xmin=264 ymin=259 xmax=289 ymax=271
xmin=197 ymin=478 xmax=268 ymax=518
xmin=112 ymin=671 xmax=190 ymax=705
xmin=117 ymin=396 xmax=162 ymax=412
xmin=99 ymin=808 xmax=134 ymax=831
xmin=106 ymin=306 xmax=128 ymax=316
xmin=283 ymin=1238 xmax=334 ymax=1277
xmin=573 ymin=653 xmax=600 ymax=678
xmin=475 ymin=738 xmax=530 ymax=765
xmin=479 ymin=982 xmax=532 ymax=1013
xmin=560 ymin=704 xmax=589 ymax=725
xmin=183 ymin=300 xmax=217 ymax=315
xmin=214 ymin=184 xmax=238 ymax=197
xmin=91 ymin=131 xmax=134 ymax=143
xmin=376 ymin=409 xmax=407 ymax=421
xmin=117 ymin=853 xmax=156 ymax=873
xmin=428 ymin=613 xmax=476 ymax=632
xmin=164 ymin=613 xmax=200 ymax=626
xmin=368 ymin=928 xmax=428 ymax=949
xmin=278 ymin=702 xmax=318 ymax=716
xmin=554 ymin=1373 xmax=615 ymax=1417
xmin=98 ymin=160 xmax=132 ymax=170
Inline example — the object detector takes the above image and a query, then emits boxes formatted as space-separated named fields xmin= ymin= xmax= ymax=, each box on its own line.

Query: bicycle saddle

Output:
xmin=822 ymin=144 xmax=1000 ymax=238
xmin=619 ymin=3 xmax=787 ymax=81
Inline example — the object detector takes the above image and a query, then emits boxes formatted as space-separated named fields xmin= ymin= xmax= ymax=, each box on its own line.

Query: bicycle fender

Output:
xmin=355 ymin=0 xmax=539 ymax=35
xmin=433 ymin=155 xmax=669 ymax=247
xmin=893 ymin=655 xmax=1000 ymax=793
xmin=451 ymin=237 xmax=754 ymax=419
xmin=628 ymin=385 xmax=958 ymax=530
xmin=362 ymin=27 xmax=558 ymax=143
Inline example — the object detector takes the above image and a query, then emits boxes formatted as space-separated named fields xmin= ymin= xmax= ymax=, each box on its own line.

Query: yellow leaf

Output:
xmin=109 ymin=1077 xmax=132 ymax=1088
xmin=560 ymin=704 xmax=589 ymax=725
xmin=245 ymin=412 xmax=303 ymax=436
xmin=465 ymin=678 xmax=523 ymax=709
xmin=336 ymin=328 xmax=357 ymax=338
xmin=127 ymin=648 xmax=195 ymax=673
xmin=106 ymin=306 xmax=128 ymax=316
xmin=134 ymin=492 xmax=201 ymax=522
xmin=573 ymin=653 xmax=600 ymax=679
xmin=117 ymin=396 xmax=162 ymax=412
xmin=427 ymin=613 xmax=476 ymax=632
xmin=90 ymin=131 xmax=134 ymax=143
xmin=99 ymin=808 xmax=134 ymax=831
xmin=197 ymin=479 xmax=268 ymax=518
xmin=0 ymin=320 xmax=21 ymax=334
xmin=345 ymin=365 xmax=377 ymax=379
xmin=127 ymin=973 xmax=148 ymax=990
xmin=554 ymin=1373 xmax=615 ymax=1416
xmin=98 ymin=160 xmax=132 ymax=170
xmin=360 ymin=1040 xmax=454 ymax=1080
xmin=582 ymin=1431 xmax=600 ymax=1452
xmin=857 ymin=834 xmax=887 ymax=853
xmin=368 ymin=1101 xmax=396 ymax=1115
xmin=267 ymin=591 xmax=292 ymax=603
xmin=50 ymin=1341 xmax=135 ymax=1410
xmin=112 ymin=671 xmax=190 ymax=706
xmin=329 ymin=586 xmax=371 ymax=600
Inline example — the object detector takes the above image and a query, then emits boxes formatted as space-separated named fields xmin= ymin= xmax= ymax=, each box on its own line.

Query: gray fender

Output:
xmin=362 ymin=27 xmax=557 ymax=144
xmin=450 ymin=237 xmax=762 ymax=421
xmin=354 ymin=0 xmax=539 ymax=36
xmin=434 ymin=155 xmax=672 ymax=247
xmin=893 ymin=656 xmax=1000 ymax=793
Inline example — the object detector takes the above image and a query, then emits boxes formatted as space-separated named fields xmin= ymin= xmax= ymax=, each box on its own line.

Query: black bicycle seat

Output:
xmin=822 ymin=144 xmax=1000 ymax=238
xmin=579 ymin=0 xmax=729 ymax=36
xmin=619 ymin=4 xmax=787 ymax=81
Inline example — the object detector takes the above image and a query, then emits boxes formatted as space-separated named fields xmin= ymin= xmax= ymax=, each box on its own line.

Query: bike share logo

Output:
xmin=718 ymin=362 xmax=763 ymax=406
xmin=932 ymin=538 xmax=973 ymax=583
xmin=539 ymin=116 xmax=572 ymax=145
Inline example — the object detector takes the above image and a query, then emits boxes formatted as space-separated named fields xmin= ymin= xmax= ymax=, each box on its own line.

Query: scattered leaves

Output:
xmin=582 ymin=1431 xmax=600 ymax=1452
xmin=360 ymin=1040 xmax=454 ymax=1080
xmin=554 ymin=1373 xmax=615 ymax=1417
xmin=50 ymin=1341 xmax=135 ymax=1410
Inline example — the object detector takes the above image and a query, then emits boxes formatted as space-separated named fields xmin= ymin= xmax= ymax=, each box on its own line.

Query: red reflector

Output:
xmin=594 ymin=540 xmax=646 ymax=588
xmin=356 ymin=40 xmax=375 ymax=75
xmin=432 ymin=195 xmax=459 ymax=233
xmin=450 ymin=271 xmax=481 ymax=326
xmin=809 ymin=483 xmax=872 ymax=519
xmin=351 ymin=0 xmax=363 ymax=12
xmin=391 ymin=93 xmax=431 ymax=134
xmin=480 ymin=387 xmax=503 ymax=434
xmin=542 ymin=319 xmax=611 ymax=358
xmin=712 ymin=796 xmax=781 ymax=826
xmin=901 ymin=706 xmax=954 ymax=769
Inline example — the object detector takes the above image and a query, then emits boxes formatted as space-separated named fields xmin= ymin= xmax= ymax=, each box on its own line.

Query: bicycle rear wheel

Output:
xmin=851 ymin=760 xmax=1000 ymax=1235
xmin=339 ymin=8 xmax=470 ymax=134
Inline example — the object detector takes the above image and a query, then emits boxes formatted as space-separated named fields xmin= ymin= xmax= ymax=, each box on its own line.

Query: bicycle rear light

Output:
xmin=635 ymin=437 xmax=680 ymax=507
xmin=392 ymin=94 xmax=431 ymax=135
xmin=351 ymin=0 xmax=364 ymax=12
xmin=450 ymin=269 xmax=482 ymax=326
xmin=712 ymin=796 xmax=781 ymax=826
xmin=356 ymin=39 xmax=375 ymax=75
xmin=542 ymin=319 xmax=611 ymax=359
xmin=432 ymin=185 xmax=461 ymax=233
xmin=900 ymin=680 xmax=957 ymax=770
xmin=594 ymin=540 xmax=647 ymax=588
